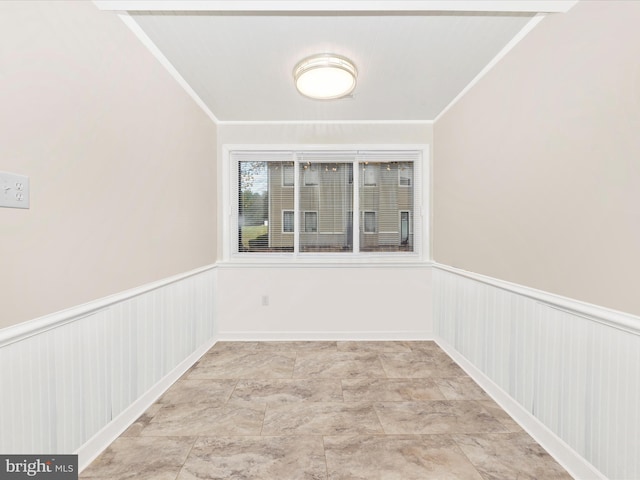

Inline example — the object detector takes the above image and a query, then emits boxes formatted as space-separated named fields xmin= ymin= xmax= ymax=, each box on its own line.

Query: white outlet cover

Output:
xmin=0 ymin=171 xmax=30 ymax=209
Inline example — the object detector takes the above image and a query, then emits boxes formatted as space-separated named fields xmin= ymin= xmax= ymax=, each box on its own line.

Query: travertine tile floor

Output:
xmin=81 ymin=341 xmax=573 ymax=479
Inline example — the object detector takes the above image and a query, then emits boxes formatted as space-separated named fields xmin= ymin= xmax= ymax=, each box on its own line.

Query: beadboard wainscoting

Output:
xmin=215 ymin=262 xmax=433 ymax=340
xmin=0 ymin=265 xmax=217 ymax=471
xmin=433 ymin=264 xmax=640 ymax=480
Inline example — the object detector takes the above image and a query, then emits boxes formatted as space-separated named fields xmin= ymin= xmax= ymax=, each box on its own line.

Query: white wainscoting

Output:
xmin=433 ymin=264 xmax=640 ymax=480
xmin=0 ymin=265 xmax=217 ymax=471
xmin=215 ymin=262 xmax=433 ymax=340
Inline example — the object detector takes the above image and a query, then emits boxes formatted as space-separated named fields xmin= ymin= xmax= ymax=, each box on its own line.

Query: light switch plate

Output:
xmin=0 ymin=171 xmax=30 ymax=209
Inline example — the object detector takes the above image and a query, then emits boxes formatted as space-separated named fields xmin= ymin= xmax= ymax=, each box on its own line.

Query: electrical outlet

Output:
xmin=0 ymin=171 xmax=30 ymax=209
xmin=261 ymin=295 xmax=269 ymax=306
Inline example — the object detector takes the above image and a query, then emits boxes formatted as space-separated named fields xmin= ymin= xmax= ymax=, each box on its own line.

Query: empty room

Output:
xmin=1 ymin=1 xmax=638 ymax=479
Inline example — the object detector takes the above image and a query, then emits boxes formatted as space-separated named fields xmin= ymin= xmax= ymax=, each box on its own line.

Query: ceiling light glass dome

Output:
xmin=293 ymin=54 xmax=357 ymax=100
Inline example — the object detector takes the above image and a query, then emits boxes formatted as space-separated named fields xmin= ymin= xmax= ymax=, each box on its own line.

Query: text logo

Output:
xmin=1 ymin=455 xmax=77 ymax=479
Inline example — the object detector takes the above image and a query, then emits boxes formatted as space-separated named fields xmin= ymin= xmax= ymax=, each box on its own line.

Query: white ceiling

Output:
xmin=95 ymin=1 xmax=577 ymax=123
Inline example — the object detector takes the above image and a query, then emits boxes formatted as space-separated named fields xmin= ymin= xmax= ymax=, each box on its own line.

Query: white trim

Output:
xmin=114 ymin=13 xmax=219 ymax=125
xmin=435 ymin=336 xmax=607 ymax=480
xmin=218 ymin=120 xmax=434 ymax=126
xmin=434 ymin=13 xmax=546 ymax=123
xmin=224 ymin=144 xmax=429 ymax=153
xmin=76 ymin=336 xmax=217 ymax=472
xmin=216 ymin=261 xmax=431 ymax=269
xmin=216 ymin=331 xmax=435 ymax=341
xmin=293 ymin=159 xmax=301 ymax=252
xmin=94 ymin=1 xmax=578 ymax=14
xmin=433 ymin=263 xmax=640 ymax=336
xmin=0 ymin=264 xmax=216 ymax=348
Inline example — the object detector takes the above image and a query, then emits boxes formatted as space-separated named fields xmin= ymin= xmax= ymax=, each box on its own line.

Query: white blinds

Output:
xmin=235 ymin=151 xmax=295 ymax=252
xmin=232 ymin=149 xmax=420 ymax=255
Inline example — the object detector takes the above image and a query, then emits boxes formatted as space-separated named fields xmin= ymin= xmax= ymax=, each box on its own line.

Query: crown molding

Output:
xmin=116 ymin=12 xmax=220 ymax=124
xmin=94 ymin=1 xmax=578 ymax=14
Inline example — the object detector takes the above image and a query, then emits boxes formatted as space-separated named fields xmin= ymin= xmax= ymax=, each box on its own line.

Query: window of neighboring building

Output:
xmin=362 ymin=163 xmax=377 ymax=186
xmin=283 ymin=210 xmax=294 ymax=233
xmin=304 ymin=211 xmax=318 ymax=233
xmin=283 ymin=164 xmax=294 ymax=186
xmin=303 ymin=163 xmax=319 ymax=186
xmin=230 ymin=148 xmax=424 ymax=257
xmin=399 ymin=162 xmax=412 ymax=186
xmin=363 ymin=211 xmax=376 ymax=233
xmin=400 ymin=210 xmax=411 ymax=247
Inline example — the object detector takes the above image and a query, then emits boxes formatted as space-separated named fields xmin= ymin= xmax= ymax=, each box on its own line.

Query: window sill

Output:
xmin=221 ymin=253 xmax=432 ymax=268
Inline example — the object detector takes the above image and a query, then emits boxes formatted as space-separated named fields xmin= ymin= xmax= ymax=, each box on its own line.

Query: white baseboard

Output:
xmin=435 ymin=339 xmax=606 ymax=480
xmin=215 ymin=331 xmax=435 ymax=341
xmin=76 ymin=336 xmax=218 ymax=472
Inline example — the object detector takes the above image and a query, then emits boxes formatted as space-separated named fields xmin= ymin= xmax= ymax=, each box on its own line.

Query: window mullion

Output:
xmin=293 ymin=155 xmax=300 ymax=255
xmin=352 ymin=159 xmax=360 ymax=254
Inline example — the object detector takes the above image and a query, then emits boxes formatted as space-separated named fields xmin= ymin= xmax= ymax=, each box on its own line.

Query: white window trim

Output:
xmin=221 ymin=144 xmax=430 ymax=263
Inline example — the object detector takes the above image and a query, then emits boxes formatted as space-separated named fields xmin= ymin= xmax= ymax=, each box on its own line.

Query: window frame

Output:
xmin=223 ymin=144 xmax=430 ymax=262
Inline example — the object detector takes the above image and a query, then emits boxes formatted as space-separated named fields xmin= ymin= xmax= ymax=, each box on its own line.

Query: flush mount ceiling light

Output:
xmin=293 ymin=54 xmax=357 ymax=100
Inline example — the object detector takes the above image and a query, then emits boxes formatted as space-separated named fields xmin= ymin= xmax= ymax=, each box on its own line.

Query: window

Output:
xmin=304 ymin=211 xmax=318 ymax=232
xmin=231 ymin=149 xmax=422 ymax=256
xmin=238 ymin=158 xmax=294 ymax=253
xmin=399 ymin=162 xmax=412 ymax=186
xmin=303 ymin=163 xmax=319 ymax=186
xmin=283 ymin=164 xmax=294 ymax=186
xmin=362 ymin=163 xmax=377 ymax=186
xmin=400 ymin=211 xmax=411 ymax=246
xmin=299 ymin=161 xmax=352 ymax=252
xmin=359 ymin=159 xmax=415 ymax=252
xmin=283 ymin=210 xmax=294 ymax=233
xmin=363 ymin=211 xmax=376 ymax=233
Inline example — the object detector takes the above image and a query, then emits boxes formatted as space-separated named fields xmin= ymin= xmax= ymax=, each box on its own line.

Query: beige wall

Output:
xmin=0 ymin=1 xmax=217 ymax=327
xmin=434 ymin=1 xmax=640 ymax=315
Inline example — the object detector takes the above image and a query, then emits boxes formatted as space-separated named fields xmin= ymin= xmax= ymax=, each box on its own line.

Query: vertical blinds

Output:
xmin=233 ymin=150 xmax=420 ymax=255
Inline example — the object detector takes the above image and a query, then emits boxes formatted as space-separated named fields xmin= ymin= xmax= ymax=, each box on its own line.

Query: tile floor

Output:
xmin=80 ymin=341 xmax=573 ymax=479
